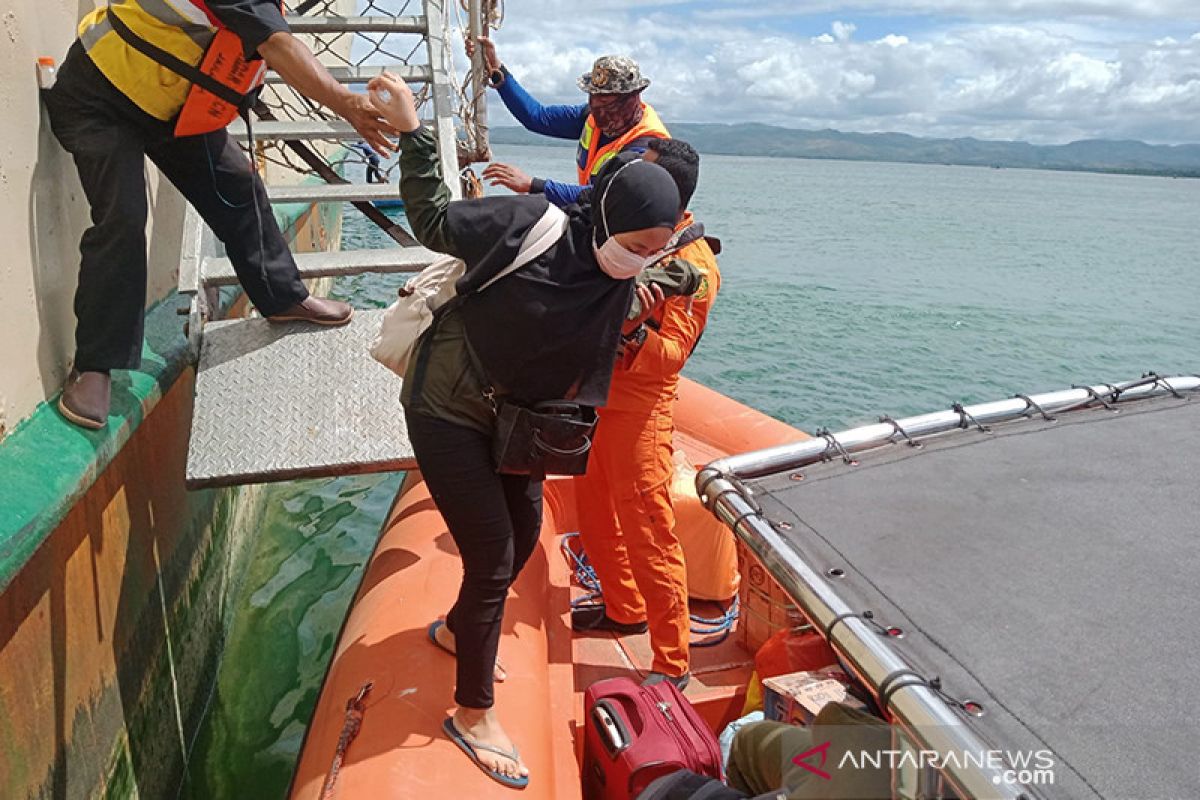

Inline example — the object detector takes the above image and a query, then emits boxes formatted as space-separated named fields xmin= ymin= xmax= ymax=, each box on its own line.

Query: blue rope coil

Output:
xmin=560 ymin=532 xmax=738 ymax=647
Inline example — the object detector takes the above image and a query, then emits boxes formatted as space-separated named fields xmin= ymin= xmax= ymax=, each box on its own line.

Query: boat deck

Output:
xmin=285 ymin=379 xmax=806 ymax=799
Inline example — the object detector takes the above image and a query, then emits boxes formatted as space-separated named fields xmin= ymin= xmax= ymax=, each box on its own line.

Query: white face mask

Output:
xmin=593 ymin=159 xmax=659 ymax=280
xmin=594 ymin=236 xmax=655 ymax=279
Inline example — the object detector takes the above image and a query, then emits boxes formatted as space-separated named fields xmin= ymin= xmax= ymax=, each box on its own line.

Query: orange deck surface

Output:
xmin=288 ymin=379 xmax=807 ymax=799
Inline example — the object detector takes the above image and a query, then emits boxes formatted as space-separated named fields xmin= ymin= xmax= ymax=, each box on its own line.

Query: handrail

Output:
xmin=698 ymin=374 xmax=1199 ymax=799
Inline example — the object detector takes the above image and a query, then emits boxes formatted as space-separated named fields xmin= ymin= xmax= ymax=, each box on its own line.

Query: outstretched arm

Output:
xmin=368 ymin=72 xmax=462 ymax=257
xmin=259 ymin=32 xmax=397 ymax=155
xmin=467 ymin=35 xmax=587 ymax=139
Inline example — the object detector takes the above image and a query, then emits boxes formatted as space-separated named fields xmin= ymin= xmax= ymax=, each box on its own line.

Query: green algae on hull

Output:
xmin=178 ymin=472 xmax=403 ymax=800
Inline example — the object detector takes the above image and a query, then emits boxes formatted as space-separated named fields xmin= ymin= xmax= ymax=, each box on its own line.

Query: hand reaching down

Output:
xmin=482 ymin=162 xmax=533 ymax=194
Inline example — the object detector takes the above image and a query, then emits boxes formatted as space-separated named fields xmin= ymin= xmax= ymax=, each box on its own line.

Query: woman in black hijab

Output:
xmin=369 ymin=72 xmax=679 ymax=789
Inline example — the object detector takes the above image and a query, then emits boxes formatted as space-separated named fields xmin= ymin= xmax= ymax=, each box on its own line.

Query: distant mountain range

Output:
xmin=488 ymin=123 xmax=1200 ymax=178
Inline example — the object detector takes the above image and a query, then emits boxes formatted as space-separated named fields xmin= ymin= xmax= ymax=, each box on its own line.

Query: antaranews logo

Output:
xmin=792 ymin=745 xmax=1056 ymax=786
xmin=791 ymin=741 xmax=833 ymax=780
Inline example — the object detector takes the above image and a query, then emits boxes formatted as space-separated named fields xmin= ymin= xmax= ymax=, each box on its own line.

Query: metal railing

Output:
xmin=697 ymin=373 xmax=1199 ymax=799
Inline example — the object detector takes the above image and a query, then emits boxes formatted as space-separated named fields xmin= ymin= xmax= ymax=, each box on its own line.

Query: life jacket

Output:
xmin=576 ymin=102 xmax=669 ymax=185
xmin=78 ymin=0 xmax=271 ymax=136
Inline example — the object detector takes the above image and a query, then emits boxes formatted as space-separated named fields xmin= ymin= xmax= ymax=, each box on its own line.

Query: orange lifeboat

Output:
xmin=287 ymin=378 xmax=806 ymax=799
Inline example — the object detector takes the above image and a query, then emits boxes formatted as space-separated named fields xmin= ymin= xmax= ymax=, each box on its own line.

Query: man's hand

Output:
xmin=367 ymin=72 xmax=421 ymax=134
xmin=623 ymin=283 xmax=665 ymax=335
xmin=482 ymin=162 xmax=534 ymax=194
xmin=465 ymin=34 xmax=501 ymax=74
xmin=337 ymin=93 xmax=399 ymax=156
xmin=259 ymin=31 xmax=397 ymax=156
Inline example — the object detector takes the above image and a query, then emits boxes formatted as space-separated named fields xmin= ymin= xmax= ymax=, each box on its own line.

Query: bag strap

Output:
xmin=446 ymin=202 xmax=568 ymax=403
xmin=476 ymin=202 xmax=569 ymax=292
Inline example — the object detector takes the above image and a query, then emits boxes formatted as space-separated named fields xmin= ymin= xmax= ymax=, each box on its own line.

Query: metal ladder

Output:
xmin=181 ymin=0 xmax=491 ymax=489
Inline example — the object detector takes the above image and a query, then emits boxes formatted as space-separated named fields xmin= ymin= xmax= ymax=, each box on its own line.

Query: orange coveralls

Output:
xmin=574 ymin=212 xmax=721 ymax=677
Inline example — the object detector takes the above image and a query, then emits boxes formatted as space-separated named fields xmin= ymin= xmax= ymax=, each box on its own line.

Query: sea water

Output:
xmin=187 ymin=146 xmax=1198 ymax=798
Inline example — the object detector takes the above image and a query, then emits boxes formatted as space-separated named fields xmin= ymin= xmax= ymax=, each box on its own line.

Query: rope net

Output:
xmin=253 ymin=0 xmax=495 ymax=185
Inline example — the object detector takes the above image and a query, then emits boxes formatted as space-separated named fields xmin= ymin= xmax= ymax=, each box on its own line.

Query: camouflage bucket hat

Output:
xmin=577 ymin=55 xmax=651 ymax=95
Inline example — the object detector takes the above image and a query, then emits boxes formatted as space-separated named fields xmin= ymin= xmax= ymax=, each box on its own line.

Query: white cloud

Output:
xmin=461 ymin=2 xmax=1200 ymax=144
xmin=832 ymin=20 xmax=858 ymax=42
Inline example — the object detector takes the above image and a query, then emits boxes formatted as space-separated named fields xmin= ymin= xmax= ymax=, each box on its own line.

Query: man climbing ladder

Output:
xmin=43 ymin=0 xmax=397 ymax=430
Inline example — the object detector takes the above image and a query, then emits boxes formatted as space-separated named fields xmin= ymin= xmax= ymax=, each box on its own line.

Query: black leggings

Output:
xmin=405 ymin=410 xmax=543 ymax=709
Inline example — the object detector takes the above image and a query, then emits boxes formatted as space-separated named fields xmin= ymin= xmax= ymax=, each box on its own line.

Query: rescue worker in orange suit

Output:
xmin=572 ymin=139 xmax=720 ymax=690
xmin=42 ymin=0 xmax=397 ymax=430
xmin=465 ymin=35 xmax=669 ymax=206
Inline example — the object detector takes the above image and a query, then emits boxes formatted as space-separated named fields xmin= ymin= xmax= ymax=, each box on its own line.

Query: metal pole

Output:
xmin=465 ymin=0 xmax=491 ymax=164
xmin=701 ymin=376 xmax=1200 ymax=482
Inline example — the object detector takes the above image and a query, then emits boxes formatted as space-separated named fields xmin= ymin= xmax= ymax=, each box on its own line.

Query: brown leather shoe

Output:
xmin=58 ymin=370 xmax=111 ymax=430
xmin=266 ymin=296 xmax=354 ymax=326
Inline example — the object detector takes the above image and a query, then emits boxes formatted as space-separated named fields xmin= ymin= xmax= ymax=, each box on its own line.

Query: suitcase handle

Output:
xmin=592 ymin=699 xmax=632 ymax=756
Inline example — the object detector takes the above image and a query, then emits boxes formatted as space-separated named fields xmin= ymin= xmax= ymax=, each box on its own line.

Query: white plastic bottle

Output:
xmin=36 ymin=57 xmax=57 ymax=90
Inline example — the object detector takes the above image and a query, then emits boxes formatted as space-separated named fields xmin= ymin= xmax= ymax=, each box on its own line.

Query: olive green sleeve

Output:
xmin=398 ymin=126 xmax=462 ymax=258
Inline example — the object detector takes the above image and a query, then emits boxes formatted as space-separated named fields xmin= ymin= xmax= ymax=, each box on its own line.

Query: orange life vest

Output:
xmin=91 ymin=0 xmax=270 ymax=137
xmin=576 ymin=102 xmax=670 ymax=185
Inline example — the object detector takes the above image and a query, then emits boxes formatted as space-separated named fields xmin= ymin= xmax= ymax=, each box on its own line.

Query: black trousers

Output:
xmin=405 ymin=410 xmax=543 ymax=709
xmin=42 ymin=42 xmax=308 ymax=372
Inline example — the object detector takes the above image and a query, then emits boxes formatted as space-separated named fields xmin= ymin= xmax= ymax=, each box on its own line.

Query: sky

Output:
xmin=454 ymin=0 xmax=1200 ymax=145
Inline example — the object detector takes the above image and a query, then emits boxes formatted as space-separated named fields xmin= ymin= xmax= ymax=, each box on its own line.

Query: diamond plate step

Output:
xmin=266 ymin=182 xmax=400 ymax=204
xmin=201 ymin=245 xmax=435 ymax=287
xmin=284 ymin=14 xmax=427 ymax=34
xmin=265 ymin=64 xmax=430 ymax=84
xmin=186 ymin=309 xmax=414 ymax=488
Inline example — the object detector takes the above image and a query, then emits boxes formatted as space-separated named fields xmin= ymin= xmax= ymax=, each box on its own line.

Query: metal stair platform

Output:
xmin=201 ymin=246 xmax=435 ymax=287
xmin=266 ymin=183 xmax=401 ymax=204
xmin=185 ymin=309 xmax=414 ymax=489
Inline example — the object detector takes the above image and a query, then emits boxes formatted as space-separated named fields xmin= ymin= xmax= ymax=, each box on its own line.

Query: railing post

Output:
xmin=464 ymin=0 xmax=491 ymax=165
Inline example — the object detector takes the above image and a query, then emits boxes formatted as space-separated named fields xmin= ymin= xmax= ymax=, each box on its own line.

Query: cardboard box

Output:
xmin=762 ymin=670 xmax=867 ymax=726
xmin=737 ymin=540 xmax=808 ymax=653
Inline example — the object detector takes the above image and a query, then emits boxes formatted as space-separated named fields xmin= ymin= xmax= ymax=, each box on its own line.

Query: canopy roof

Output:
xmin=715 ymin=380 xmax=1199 ymax=798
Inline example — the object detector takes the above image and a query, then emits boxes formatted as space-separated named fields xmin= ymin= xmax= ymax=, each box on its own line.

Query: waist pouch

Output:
xmin=492 ymin=400 xmax=597 ymax=478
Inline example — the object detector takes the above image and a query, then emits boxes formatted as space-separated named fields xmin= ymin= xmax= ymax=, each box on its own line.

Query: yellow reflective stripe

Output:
xmin=160 ymin=0 xmax=212 ymax=29
xmin=579 ymin=117 xmax=595 ymax=151
xmin=590 ymin=150 xmax=617 ymax=177
xmin=79 ymin=14 xmax=113 ymax=50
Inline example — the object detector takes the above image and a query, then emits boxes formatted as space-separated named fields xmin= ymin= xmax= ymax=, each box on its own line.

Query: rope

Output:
xmin=560 ymin=533 xmax=740 ymax=646
xmin=561 ymin=532 xmax=602 ymax=607
xmin=318 ymin=681 xmax=373 ymax=800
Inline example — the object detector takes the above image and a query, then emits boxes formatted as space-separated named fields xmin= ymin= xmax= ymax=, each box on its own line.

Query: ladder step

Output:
xmin=265 ymin=64 xmax=431 ymax=85
xmin=232 ymin=119 xmax=356 ymax=142
xmin=186 ymin=309 xmax=416 ymax=489
xmin=266 ymin=182 xmax=400 ymax=204
xmin=231 ymin=118 xmax=437 ymax=142
xmin=202 ymin=246 xmax=435 ymax=287
xmin=284 ymin=14 xmax=428 ymax=34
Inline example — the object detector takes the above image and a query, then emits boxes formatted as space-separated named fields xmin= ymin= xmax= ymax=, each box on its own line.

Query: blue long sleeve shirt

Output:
xmin=494 ymin=68 xmax=654 ymax=206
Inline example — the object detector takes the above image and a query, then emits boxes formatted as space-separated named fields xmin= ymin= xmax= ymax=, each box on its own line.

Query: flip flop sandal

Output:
xmin=442 ymin=717 xmax=529 ymax=790
xmin=426 ymin=620 xmax=506 ymax=682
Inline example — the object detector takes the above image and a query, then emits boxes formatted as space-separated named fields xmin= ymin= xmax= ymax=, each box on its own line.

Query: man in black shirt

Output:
xmin=43 ymin=0 xmax=399 ymax=429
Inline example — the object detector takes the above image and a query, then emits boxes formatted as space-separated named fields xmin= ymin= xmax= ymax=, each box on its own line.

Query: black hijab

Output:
xmin=591 ymin=157 xmax=680 ymax=246
xmin=443 ymin=161 xmax=680 ymax=406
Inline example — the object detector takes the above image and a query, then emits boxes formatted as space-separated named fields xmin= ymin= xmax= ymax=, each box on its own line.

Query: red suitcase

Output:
xmin=582 ymin=677 xmax=724 ymax=800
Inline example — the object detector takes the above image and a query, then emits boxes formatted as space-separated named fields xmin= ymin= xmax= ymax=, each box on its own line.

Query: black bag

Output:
xmin=635 ymin=770 xmax=751 ymax=800
xmin=492 ymin=400 xmax=597 ymax=478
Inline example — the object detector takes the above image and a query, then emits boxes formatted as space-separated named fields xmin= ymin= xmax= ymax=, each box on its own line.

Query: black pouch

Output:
xmin=492 ymin=400 xmax=598 ymax=478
